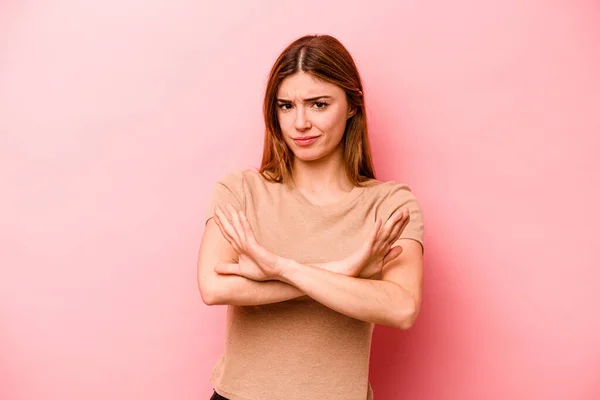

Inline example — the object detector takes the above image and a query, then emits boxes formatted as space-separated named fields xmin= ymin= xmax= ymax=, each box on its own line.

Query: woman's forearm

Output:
xmin=206 ymin=262 xmax=341 ymax=306
xmin=204 ymin=263 xmax=304 ymax=305
xmin=279 ymin=259 xmax=417 ymax=329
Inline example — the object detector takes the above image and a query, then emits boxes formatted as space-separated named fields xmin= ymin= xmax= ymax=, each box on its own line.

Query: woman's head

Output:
xmin=259 ymin=34 xmax=376 ymax=185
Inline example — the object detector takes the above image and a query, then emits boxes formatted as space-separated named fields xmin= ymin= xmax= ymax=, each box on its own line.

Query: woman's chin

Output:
xmin=291 ymin=145 xmax=342 ymax=164
xmin=292 ymin=150 xmax=323 ymax=162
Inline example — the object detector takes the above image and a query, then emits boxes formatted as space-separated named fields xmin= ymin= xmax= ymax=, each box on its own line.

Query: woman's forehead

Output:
xmin=277 ymin=73 xmax=342 ymax=98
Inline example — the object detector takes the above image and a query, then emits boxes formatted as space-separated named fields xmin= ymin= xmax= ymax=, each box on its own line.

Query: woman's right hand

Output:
xmin=335 ymin=208 xmax=411 ymax=279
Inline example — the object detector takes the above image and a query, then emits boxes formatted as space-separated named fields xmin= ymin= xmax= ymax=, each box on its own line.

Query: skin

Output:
xmin=277 ymin=72 xmax=356 ymax=204
xmin=198 ymin=72 xmax=424 ymax=329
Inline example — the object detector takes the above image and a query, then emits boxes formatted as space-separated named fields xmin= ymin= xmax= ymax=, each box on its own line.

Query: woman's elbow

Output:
xmin=393 ymin=298 xmax=420 ymax=330
xmin=200 ymin=288 xmax=219 ymax=306
xmin=198 ymin=275 xmax=221 ymax=306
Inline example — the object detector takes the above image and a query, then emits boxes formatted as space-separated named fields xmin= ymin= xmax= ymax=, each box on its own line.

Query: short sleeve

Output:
xmin=205 ymin=171 xmax=245 ymax=225
xmin=377 ymin=183 xmax=425 ymax=252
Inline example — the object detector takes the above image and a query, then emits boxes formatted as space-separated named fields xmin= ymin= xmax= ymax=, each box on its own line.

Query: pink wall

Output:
xmin=1 ymin=1 xmax=598 ymax=399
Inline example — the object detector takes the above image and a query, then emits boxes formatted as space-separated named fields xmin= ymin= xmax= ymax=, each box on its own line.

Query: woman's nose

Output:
xmin=294 ymin=109 xmax=312 ymax=131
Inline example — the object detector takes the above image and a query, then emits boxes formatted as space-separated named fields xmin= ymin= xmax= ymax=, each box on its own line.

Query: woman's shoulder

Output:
xmin=360 ymin=177 xmax=414 ymax=197
xmin=362 ymin=178 xmax=424 ymax=228
xmin=213 ymin=168 xmax=273 ymax=190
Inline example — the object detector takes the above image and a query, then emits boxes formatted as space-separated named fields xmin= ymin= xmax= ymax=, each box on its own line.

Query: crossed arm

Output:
xmin=197 ymin=205 xmax=423 ymax=329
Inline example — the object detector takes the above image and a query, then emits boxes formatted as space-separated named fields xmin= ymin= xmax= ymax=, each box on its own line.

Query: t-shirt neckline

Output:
xmin=288 ymin=181 xmax=366 ymax=211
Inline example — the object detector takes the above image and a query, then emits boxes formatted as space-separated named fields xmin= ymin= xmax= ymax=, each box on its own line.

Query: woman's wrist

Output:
xmin=265 ymin=252 xmax=290 ymax=280
xmin=277 ymin=257 xmax=297 ymax=283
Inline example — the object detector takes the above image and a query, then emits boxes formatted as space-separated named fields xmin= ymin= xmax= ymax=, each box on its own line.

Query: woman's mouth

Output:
xmin=293 ymin=136 xmax=320 ymax=147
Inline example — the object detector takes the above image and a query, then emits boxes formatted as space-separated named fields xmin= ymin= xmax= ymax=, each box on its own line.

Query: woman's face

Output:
xmin=276 ymin=72 xmax=354 ymax=162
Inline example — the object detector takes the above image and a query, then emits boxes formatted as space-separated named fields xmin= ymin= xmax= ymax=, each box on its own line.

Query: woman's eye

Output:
xmin=278 ymin=103 xmax=292 ymax=110
xmin=314 ymin=102 xmax=328 ymax=109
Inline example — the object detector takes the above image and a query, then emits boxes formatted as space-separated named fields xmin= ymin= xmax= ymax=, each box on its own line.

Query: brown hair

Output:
xmin=259 ymin=34 xmax=376 ymax=186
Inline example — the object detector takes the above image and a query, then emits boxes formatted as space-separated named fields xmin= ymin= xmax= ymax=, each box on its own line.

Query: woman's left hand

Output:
xmin=340 ymin=207 xmax=410 ymax=278
xmin=213 ymin=204 xmax=284 ymax=281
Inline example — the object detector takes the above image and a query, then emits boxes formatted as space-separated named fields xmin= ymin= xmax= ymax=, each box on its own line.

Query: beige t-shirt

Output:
xmin=205 ymin=169 xmax=424 ymax=400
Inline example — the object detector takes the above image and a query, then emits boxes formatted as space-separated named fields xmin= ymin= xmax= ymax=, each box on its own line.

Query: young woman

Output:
xmin=198 ymin=34 xmax=425 ymax=400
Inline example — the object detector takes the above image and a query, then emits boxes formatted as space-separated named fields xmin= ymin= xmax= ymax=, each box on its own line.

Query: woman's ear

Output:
xmin=347 ymin=107 xmax=356 ymax=119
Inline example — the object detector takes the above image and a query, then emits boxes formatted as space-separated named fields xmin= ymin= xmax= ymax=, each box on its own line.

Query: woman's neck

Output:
xmin=291 ymin=148 xmax=353 ymax=193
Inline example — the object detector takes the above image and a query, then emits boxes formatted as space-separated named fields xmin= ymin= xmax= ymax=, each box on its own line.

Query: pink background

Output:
xmin=1 ymin=1 xmax=599 ymax=399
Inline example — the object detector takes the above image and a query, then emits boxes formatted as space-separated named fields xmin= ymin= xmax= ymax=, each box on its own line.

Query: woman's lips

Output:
xmin=293 ymin=136 xmax=319 ymax=146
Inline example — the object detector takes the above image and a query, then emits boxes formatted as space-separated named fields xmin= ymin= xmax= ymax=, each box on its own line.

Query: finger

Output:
xmin=378 ymin=209 xmax=403 ymax=244
xmin=217 ymin=204 xmax=233 ymax=223
xmin=362 ymin=217 xmax=380 ymax=246
xmin=214 ymin=207 xmax=233 ymax=236
xmin=385 ymin=211 xmax=403 ymax=242
xmin=359 ymin=262 xmax=382 ymax=279
xmin=238 ymin=211 xmax=260 ymax=247
xmin=377 ymin=208 xmax=408 ymax=254
xmin=394 ymin=208 xmax=411 ymax=242
xmin=224 ymin=204 xmax=243 ymax=234
xmin=371 ymin=218 xmax=383 ymax=241
xmin=214 ymin=211 xmax=241 ymax=252
xmin=214 ymin=262 xmax=241 ymax=275
xmin=387 ymin=208 xmax=410 ymax=245
xmin=213 ymin=213 xmax=230 ymax=240
xmin=382 ymin=245 xmax=404 ymax=265
xmin=215 ymin=206 xmax=241 ymax=248
xmin=226 ymin=204 xmax=247 ymax=244
xmin=238 ymin=211 xmax=254 ymax=235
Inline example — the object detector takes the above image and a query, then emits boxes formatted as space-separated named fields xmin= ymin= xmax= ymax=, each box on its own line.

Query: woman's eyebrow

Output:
xmin=276 ymin=95 xmax=333 ymax=102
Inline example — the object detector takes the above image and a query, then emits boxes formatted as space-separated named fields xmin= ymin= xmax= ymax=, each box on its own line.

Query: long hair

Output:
xmin=259 ymin=34 xmax=376 ymax=186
